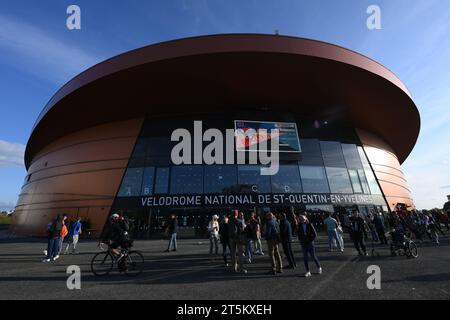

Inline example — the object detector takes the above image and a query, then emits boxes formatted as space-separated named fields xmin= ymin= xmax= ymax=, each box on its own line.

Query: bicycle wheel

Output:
xmin=91 ymin=251 xmax=114 ymax=276
xmin=408 ymin=242 xmax=419 ymax=258
xmin=124 ymin=251 xmax=145 ymax=277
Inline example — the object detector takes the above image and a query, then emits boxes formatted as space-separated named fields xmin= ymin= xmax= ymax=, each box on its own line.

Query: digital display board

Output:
xmin=234 ymin=120 xmax=301 ymax=153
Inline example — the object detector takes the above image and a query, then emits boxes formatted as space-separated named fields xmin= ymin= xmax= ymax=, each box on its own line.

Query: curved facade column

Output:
xmin=357 ymin=128 xmax=415 ymax=211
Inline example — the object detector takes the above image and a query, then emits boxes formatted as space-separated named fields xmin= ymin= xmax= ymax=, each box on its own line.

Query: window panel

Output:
xmin=154 ymin=167 xmax=170 ymax=194
xmin=299 ymin=166 xmax=330 ymax=193
xmin=342 ymin=144 xmax=363 ymax=169
xmin=237 ymin=165 xmax=271 ymax=193
xmin=364 ymin=169 xmax=382 ymax=195
xmin=271 ymin=165 xmax=302 ymax=193
xmin=357 ymin=147 xmax=383 ymax=195
xmin=141 ymin=167 xmax=155 ymax=196
xmin=118 ymin=168 xmax=144 ymax=197
xmin=204 ymin=165 xmax=238 ymax=193
xmin=358 ymin=169 xmax=371 ymax=194
xmin=325 ymin=167 xmax=353 ymax=194
xmin=170 ymin=166 xmax=204 ymax=194
xmin=298 ymin=139 xmax=324 ymax=166
xmin=320 ymin=141 xmax=346 ymax=168
xmin=348 ymin=169 xmax=363 ymax=194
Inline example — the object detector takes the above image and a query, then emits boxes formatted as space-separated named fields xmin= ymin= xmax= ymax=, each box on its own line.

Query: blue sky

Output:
xmin=0 ymin=0 xmax=449 ymax=210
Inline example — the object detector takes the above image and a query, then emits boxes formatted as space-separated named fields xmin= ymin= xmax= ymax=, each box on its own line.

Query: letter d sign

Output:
xmin=366 ymin=265 xmax=381 ymax=290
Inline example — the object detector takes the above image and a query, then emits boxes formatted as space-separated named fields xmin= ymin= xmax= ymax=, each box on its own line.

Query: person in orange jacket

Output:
xmin=56 ymin=214 xmax=69 ymax=258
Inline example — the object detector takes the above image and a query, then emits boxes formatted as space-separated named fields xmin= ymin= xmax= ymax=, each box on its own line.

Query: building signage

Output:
xmin=113 ymin=193 xmax=382 ymax=209
xmin=234 ymin=120 xmax=301 ymax=153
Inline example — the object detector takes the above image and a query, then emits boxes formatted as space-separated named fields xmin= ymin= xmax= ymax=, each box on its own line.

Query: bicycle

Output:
xmin=91 ymin=244 xmax=145 ymax=277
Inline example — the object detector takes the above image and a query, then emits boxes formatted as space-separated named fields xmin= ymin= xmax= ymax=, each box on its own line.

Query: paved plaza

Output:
xmin=0 ymin=232 xmax=449 ymax=300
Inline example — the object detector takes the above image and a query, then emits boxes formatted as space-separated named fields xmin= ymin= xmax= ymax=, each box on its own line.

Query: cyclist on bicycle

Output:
xmin=101 ymin=214 xmax=132 ymax=256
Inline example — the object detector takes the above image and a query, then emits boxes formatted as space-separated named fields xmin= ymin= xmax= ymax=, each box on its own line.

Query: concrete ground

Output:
xmin=0 ymin=231 xmax=449 ymax=300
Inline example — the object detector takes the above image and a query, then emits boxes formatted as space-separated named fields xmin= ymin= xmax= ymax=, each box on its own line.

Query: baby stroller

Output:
xmin=390 ymin=228 xmax=418 ymax=258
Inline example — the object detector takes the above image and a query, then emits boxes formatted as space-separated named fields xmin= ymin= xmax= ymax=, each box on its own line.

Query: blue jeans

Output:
xmin=327 ymin=230 xmax=342 ymax=250
xmin=245 ymin=239 xmax=254 ymax=260
xmin=302 ymin=243 xmax=321 ymax=272
xmin=167 ymin=233 xmax=177 ymax=250
xmin=47 ymin=237 xmax=61 ymax=259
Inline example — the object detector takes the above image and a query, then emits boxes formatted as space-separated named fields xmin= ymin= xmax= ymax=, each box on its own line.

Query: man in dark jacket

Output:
xmin=228 ymin=210 xmax=246 ymax=273
xmin=265 ymin=212 xmax=283 ymax=275
xmin=373 ymin=213 xmax=387 ymax=245
xmin=165 ymin=214 xmax=178 ymax=252
xmin=280 ymin=213 xmax=296 ymax=269
xmin=219 ymin=216 xmax=231 ymax=267
xmin=43 ymin=214 xmax=64 ymax=262
xmin=349 ymin=210 xmax=368 ymax=256
xmin=298 ymin=215 xmax=322 ymax=277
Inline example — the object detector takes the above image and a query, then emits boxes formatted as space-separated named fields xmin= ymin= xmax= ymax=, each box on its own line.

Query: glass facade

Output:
xmin=110 ymin=112 xmax=390 ymax=240
xmin=114 ymin=113 xmax=387 ymax=205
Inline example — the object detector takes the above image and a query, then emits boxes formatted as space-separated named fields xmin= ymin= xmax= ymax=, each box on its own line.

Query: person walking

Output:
xmin=219 ymin=216 xmax=231 ymax=267
xmin=165 ymin=214 xmax=178 ymax=252
xmin=265 ymin=212 xmax=283 ymax=275
xmin=323 ymin=213 xmax=342 ymax=252
xmin=298 ymin=215 xmax=322 ymax=277
xmin=64 ymin=217 xmax=82 ymax=254
xmin=349 ymin=210 xmax=368 ymax=256
xmin=208 ymin=215 xmax=220 ymax=258
xmin=426 ymin=212 xmax=440 ymax=245
xmin=244 ymin=220 xmax=254 ymax=264
xmin=373 ymin=213 xmax=388 ymax=245
xmin=43 ymin=214 xmax=63 ymax=262
xmin=250 ymin=212 xmax=264 ymax=256
xmin=56 ymin=214 xmax=69 ymax=257
xmin=280 ymin=213 xmax=296 ymax=269
xmin=228 ymin=210 xmax=246 ymax=273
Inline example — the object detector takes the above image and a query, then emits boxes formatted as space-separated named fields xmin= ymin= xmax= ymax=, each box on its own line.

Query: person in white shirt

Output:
xmin=208 ymin=215 xmax=220 ymax=258
xmin=323 ymin=213 xmax=343 ymax=252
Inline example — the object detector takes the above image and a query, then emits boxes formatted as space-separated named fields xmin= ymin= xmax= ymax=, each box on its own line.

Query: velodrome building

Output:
xmin=11 ymin=34 xmax=420 ymax=238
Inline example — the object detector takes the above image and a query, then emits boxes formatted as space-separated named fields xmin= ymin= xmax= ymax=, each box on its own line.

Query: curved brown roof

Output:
xmin=25 ymin=33 xmax=420 ymax=168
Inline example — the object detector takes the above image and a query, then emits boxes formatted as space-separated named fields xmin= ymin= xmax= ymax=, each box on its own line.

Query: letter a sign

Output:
xmin=67 ymin=5 xmax=81 ymax=30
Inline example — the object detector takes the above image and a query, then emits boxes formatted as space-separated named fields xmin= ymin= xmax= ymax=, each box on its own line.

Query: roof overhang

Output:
xmin=25 ymin=34 xmax=420 ymax=169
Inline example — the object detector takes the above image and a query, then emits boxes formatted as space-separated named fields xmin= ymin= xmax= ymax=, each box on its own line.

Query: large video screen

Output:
xmin=234 ymin=120 xmax=301 ymax=153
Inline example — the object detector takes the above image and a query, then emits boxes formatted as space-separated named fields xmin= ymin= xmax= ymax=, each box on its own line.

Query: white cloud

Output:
xmin=0 ymin=140 xmax=25 ymax=167
xmin=0 ymin=14 xmax=101 ymax=84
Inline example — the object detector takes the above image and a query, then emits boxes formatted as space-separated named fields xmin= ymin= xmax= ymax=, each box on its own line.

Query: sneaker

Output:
xmin=260 ymin=252 xmax=265 ymax=256
xmin=42 ymin=259 xmax=50 ymax=262
xmin=240 ymin=269 xmax=248 ymax=274
xmin=317 ymin=267 xmax=323 ymax=274
xmin=53 ymin=255 xmax=60 ymax=261
xmin=43 ymin=250 xmax=47 ymax=256
xmin=304 ymin=271 xmax=312 ymax=278
xmin=247 ymin=258 xmax=252 ymax=264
